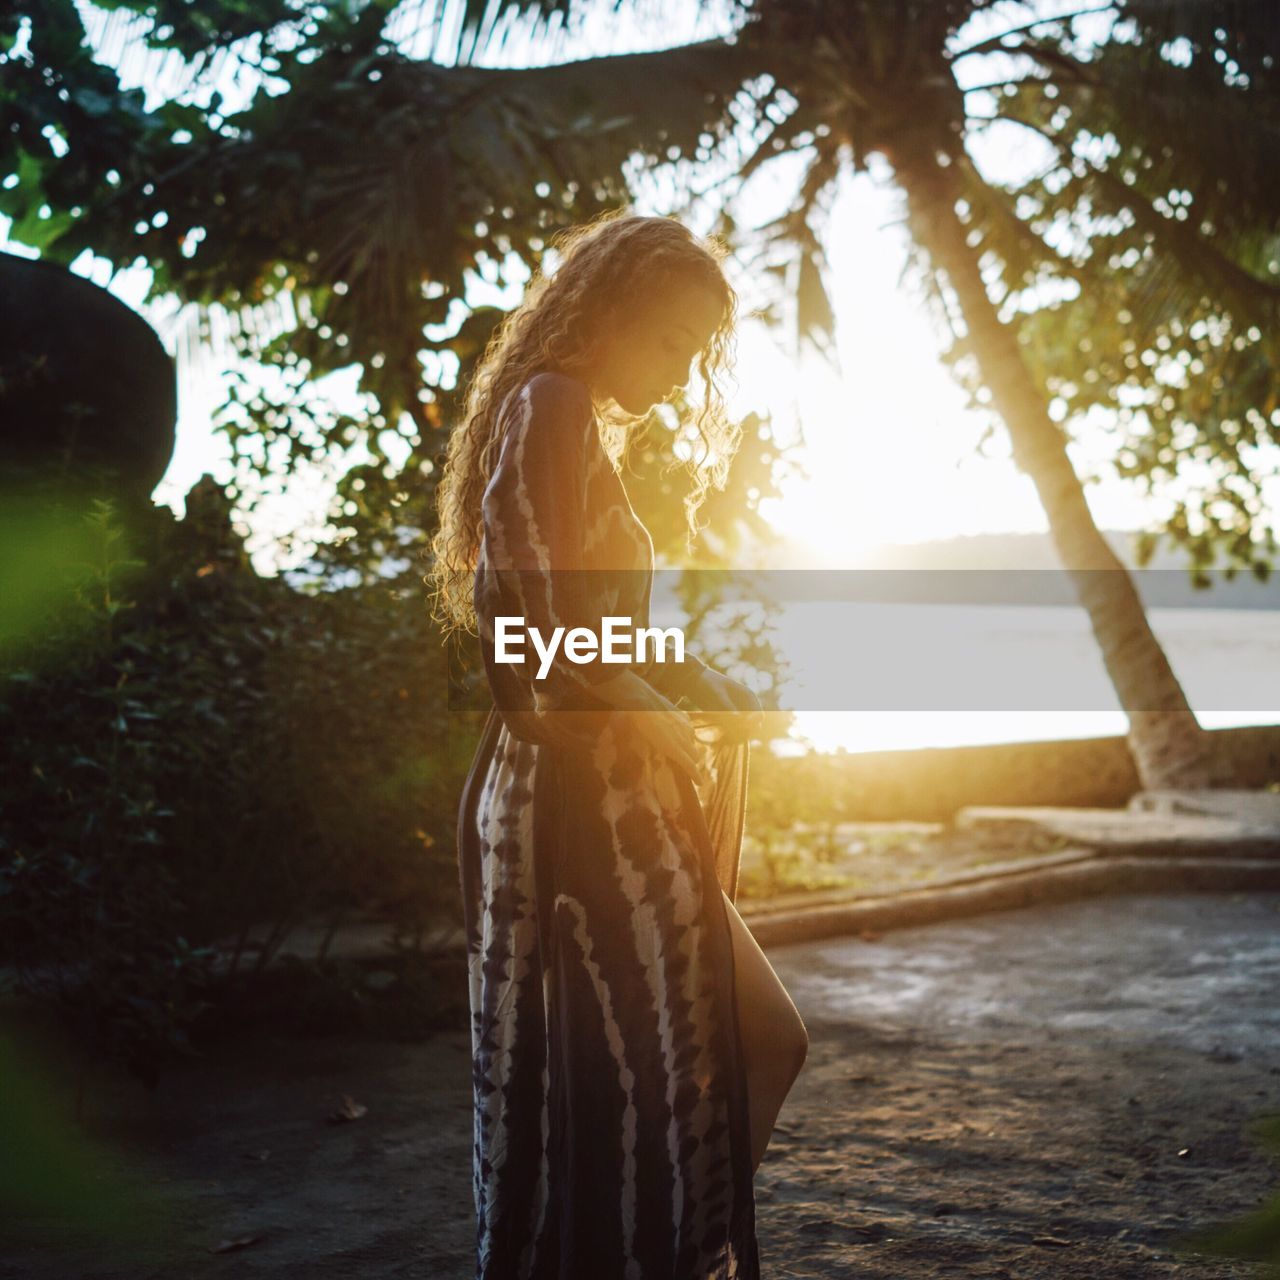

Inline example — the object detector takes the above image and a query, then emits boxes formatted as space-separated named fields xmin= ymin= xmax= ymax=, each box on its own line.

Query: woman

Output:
xmin=428 ymin=210 xmax=809 ymax=1279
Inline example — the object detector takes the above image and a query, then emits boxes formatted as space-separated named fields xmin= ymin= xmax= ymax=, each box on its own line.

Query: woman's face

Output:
xmin=584 ymin=277 xmax=724 ymax=416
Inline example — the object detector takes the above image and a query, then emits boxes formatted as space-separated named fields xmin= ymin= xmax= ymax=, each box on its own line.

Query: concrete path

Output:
xmin=771 ymin=889 xmax=1280 ymax=1057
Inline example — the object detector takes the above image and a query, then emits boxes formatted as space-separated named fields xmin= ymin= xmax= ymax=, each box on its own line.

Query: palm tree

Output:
xmin=12 ymin=0 xmax=1276 ymax=786
xmin=428 ymin=0 xmax=1273 ymax=789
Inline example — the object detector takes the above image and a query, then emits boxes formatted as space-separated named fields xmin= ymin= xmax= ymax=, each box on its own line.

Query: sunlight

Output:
xmin=747 ymin=163 xmax=1160 ymax=569
xmin=745 ymin=164 xmax=1042 ymax=566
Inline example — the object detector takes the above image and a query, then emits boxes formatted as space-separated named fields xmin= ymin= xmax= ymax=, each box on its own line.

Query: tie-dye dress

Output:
xmin=455 ymin=369 xmax=760 ymax=1279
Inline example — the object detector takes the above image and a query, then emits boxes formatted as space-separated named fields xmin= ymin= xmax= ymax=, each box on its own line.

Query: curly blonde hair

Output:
xmin=424 ymin=208 xmax=741 ymax=642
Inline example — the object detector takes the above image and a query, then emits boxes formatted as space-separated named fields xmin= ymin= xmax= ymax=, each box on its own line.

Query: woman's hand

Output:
xmin=621 ymin=704 xmax=709 ymax=791
xmin=681 ymin=667 xmax=765 ymax=739
xmin=575 ymin=668 xmax=708 ymax=788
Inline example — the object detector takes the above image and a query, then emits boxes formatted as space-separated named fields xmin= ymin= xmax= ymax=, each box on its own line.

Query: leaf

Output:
xmin=327 ymin=1094 xmax=367 ymax=1123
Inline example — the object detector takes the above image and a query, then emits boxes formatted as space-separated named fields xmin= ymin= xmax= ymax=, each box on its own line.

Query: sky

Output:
xmin=8 ymin=0 xmax=1278 ymax=754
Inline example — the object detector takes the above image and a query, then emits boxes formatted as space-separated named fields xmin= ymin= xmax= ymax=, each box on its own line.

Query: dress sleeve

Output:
xmin=478 ymin=372 xmax=666 ymax=725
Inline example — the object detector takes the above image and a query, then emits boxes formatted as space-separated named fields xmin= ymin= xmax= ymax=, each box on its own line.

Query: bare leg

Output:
xmin=721 ymin=888 xmax=809 ymax=1174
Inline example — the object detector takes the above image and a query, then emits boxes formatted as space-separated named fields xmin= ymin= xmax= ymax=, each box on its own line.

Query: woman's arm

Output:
xmin=477 ymin=371 xmax=708 ymax=781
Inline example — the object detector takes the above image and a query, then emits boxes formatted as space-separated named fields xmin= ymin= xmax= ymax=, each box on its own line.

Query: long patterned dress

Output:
xmin=455 ymin=369 xmax=759 ymax=1279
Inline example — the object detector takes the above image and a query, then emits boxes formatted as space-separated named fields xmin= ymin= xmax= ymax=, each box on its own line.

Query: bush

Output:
xmin=0 ymin=491 xmax=472 ymax=1086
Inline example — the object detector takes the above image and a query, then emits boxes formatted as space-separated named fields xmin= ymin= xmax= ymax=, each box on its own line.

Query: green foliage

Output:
xmin=737 ymin=830 xmax=855 ymax=899
xmin=622 ymin=404 xmax=792 ymax=567
xmin=739 ymin=748 xmax=857 ymax=897
xmin=931 ymin=1 xmax=1280 ymax=575
xmin=0 ymin=1016 xmax=183 ymax=1259
xmin=4 ymin=0 xmax=1278 ymax=583
xmin=1172 ymin=1109 xmax=1280 ymax=1274
xmin=0 ymin=0 xmax=775 ymax=581
xmin=0 ymin=492 xmax=469 ymax=1085
xmin=0 ymin=495 xmax=203 ymax=1086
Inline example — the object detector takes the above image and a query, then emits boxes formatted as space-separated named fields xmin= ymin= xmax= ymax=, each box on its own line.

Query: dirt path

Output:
xmin=758 ymin=890 xmax=1280 ymax=1277
xmin=6 ymin=892 xmax=1279 ymax=1278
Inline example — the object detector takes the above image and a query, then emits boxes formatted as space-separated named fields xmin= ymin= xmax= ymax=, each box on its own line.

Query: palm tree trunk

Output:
xmin=891 ymin=146 xmax=1234 ymax=791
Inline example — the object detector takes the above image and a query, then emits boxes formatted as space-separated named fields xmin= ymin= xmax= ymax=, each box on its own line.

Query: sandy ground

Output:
xmin=5 ymin=891 xmax=1279 ymax=1279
